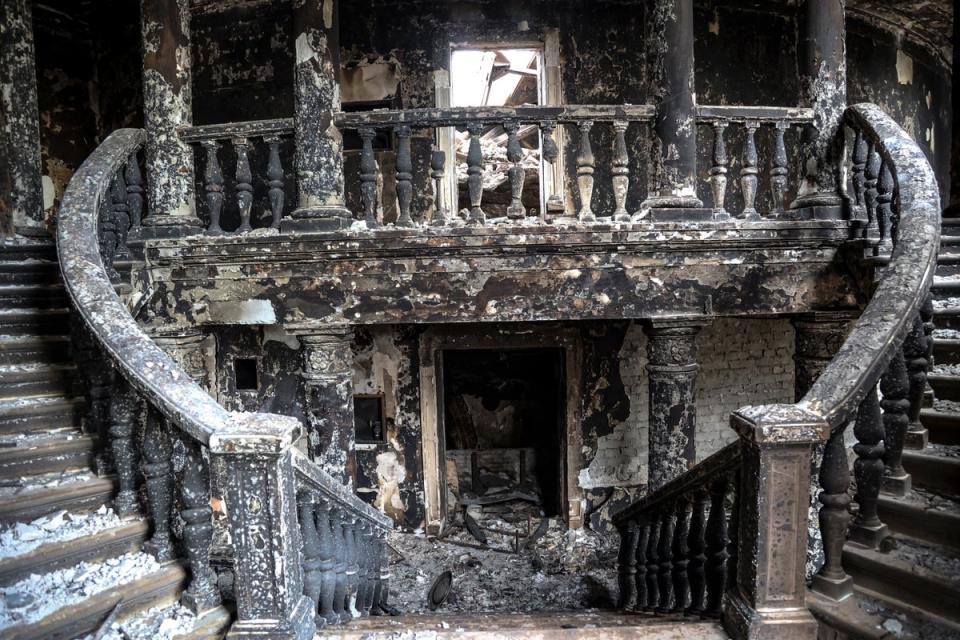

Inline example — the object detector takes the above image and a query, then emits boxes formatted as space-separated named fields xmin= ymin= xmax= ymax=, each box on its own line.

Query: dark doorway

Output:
xmin=442 ymin=348 xmax=565 ymax=517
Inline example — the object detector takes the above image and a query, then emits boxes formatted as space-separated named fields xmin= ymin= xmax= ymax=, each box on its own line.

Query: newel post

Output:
xmin=209 ymin=414 xmax=314 ymax=640
xmin=723 ymin=405 xmax=826 ymax=640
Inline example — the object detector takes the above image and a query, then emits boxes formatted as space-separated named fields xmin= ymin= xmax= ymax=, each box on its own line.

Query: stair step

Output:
xmin=877 ymin=489 xmax=960 ymax=552
xmin=843 ymin=536 xmax=960 ymax=625
xmin=932 ymin=277 xmax=960 ymax=295
xmin=0 ymin=335 xmax=71 ymax=366
xmin=0 ymin=308 xmax=71 ymax=336
xmin=100 ymin=604 xmax=232 ymax=640
xmin=0 ymin=515 xmax=148 ymax=586
xmin=0 ymin=364 xmax=76 ymax=400
xmin=0 ymin=242 xmax=57 ymax=263
xmin=933 ymin=338 xmax=960 ymax=364
xmin=0 ymin=261 xmax=60 ymax=286
xmin=0 ymin=396 xmax=85 ymax=435
xmin=919 ymin=408 xmax=960 ymax=445
xmin=903 ymin=446 xmax=960 ymax=495
xmin=0 ymin=284 xmax=67 ymax=309
xmin=928 ymin=372 xmax=960 ymax=402
xmin=1 ymin=557 xmax=187 ymax=640
xmin=0 ymin=432 xmax=97 ymax=478
xmin=0 ymin=473 xmax=116 ymax=525
xmin=809 ymin=587 xmax=960 ymax=640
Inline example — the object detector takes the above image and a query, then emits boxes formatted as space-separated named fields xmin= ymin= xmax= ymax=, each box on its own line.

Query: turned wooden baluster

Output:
xmin=709 ymin=122 xmax=729 ymax=218
xmin=108 ymin=378 xmax=138 ymax=517
xmin=906 ymin=299 xmax=934 ymax=449
xmin=179 ymin=442 xmax=221 ymax=612
xmin=541 ymin=121 xmax=562 ymax=219
xmin=876 ymin=160 xmax=894 ymax=252
xmin=740 ymin=121 xmax=760 ymax=220
xmin=704 ymin=475 xmax=730 ymax=617
xmin=265 ymin=136 xmax=284 ymax=229
xmin=299 ymin=494 xmax=325 ymax=627
xmin=850 ymin=387 xmax=890 ymax=549
xmin=634 ymin=521 xmax=650 ymax=610
xmin=357 ymin=524 xmax=373 ymax=615
xmin=395 ymin=125 xmax=414 ymax=227
xmin=142 ymin=407 xmax=174 ymax=561
xmin=812 ymin=428 xmax=853 ymax=599
xmin=576 ymin=121 xmax=596 ymax=222
xmin=851 ymin=128 xmax=868 ymax=228
xmin=685 ymin=488 xmax=709 ymax=615
xmin=98 ymin=195 xmax=119 ymax=283
xmin=124 ymin=153 xmax=143 ymax=231
xmin=618 ymin=521 xmax=641 ymax=609
xmin=110 ymin=171 xmax=131 ymax=260
xmin=770 ymin=122 xmax=789 ymax=213
xmin=881 ymin=347 xmax=912 ymax=496
xmin=466 ymin=123 xmax=485 ymax=225
xmin=864 ymin=142 xmax=881 ymax=240
xmin=430 ymin=147 xmax=447 ymax=227
xmin=357 ymin=127 xmax=379 ymax=228
xmin=332 ymin=517 xmax=348 ymax=623
xmin=505 ymin=121 xmax=526 ymax=219
xmin=612 ymin=120 xmax=631 ymax=221
xmin=374 ymin=537 xmax=396 ymax=616
xmin=656 ymin=509 xmax=676 ymax=612
xmin=672 ymin=497 xmax=691 ymax=613
xmin=645 ymin=513 xmax=660 ymax=611
xmin=201 ymin=140 xmax=224 ymax=235
xmin=344 ymin=519 xmax=361 ymax=619
xmin=316 ymin=500 xmax=338 ymax=627
xmin=233 ymin=138 xmax=253 ymax=233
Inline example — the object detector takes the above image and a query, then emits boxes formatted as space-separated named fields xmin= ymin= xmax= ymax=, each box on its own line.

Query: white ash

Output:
xmin=0 ymin=552 xmax=161 ymax=627
xmin=0 ymin=505 xmax=124 ymax=560
xmin=80 ymin=603 xmax=198 ymax=640
xmin=932 ymin=363 xmax=960 ymax=376
xmin=932 ymin=297 xmax=960 ymax=311
xmin=933 ymin=398 xmax=960 ymax=413
xmin=933 ymin=328 xmax=960 ymax=339
xmin=0 ymin=468 xmax=96 ymax=499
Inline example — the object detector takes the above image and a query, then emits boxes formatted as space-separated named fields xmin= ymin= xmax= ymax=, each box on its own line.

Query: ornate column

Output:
xmin=642 ymin=0 xmax=706 ymax=221
xmin=291 ymin=325 xmax=356 ymax=486
xmin=148 ymin=326 xmax=210 ymax=388
xmin=792 ymin=0 xmax=847 ymax=219
xmin=282 ymin=0 xmax=352 ymax=232
xmin=139 ymin=0 xmax=203 ymax=237
xmin=0 ymin=0 xmax=44 ymax=234
xmin=643 ymin=318 xmax=711 ymax=490
xmin=792 ymin=312 xmax=856 ymax=400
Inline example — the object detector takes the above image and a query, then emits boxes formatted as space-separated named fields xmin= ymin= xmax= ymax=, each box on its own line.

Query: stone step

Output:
xmin=0 ymin=260 xmax=60 ymax=286
xmin=933 ymin=278 xmax=960 ymax=297
xmin=843 ymin=536 xmax=960 ymax=626
xmin=0 ymin=473 xmax=116 ymax=525
xmin=1 ymin=558 xmax=188 ymax=640
xmin=0 ymin=242 xmax=57 ymax=263
xmin=0 ymin=307 xmax=71 ymax=336
xmin=0 ymin=284 xmax=68 ymax=309
xmin=0 ymin=396 xmax=84 ymax=435
xmin=928 ymin=372 xmax=960 ymax=401
xmin=933 ymin=306 xmax=960 ymax=332
xmin=941 ymin=235 xmax=960 ymax=248
xmin=933 ymin=337 xmax=960 ymax=363
xmin=808 ymin=588 xmax=960 ymax=640
xmin=0 ymin=335 xmax=72 ymax=366
xmin=877 ymin=490 xmax=960 ymax=552
xmin=919 ymin=408 xmax=960 ymax=445
xmin=903 ymin=445 xmax=960 ymax=495
xmin=0 ymin=363 xmax=76 ymax=400
xmin=0 ymin=516 xmax=148 ymax=586
xmin=0 ymin=432 xmax=98 ymax=479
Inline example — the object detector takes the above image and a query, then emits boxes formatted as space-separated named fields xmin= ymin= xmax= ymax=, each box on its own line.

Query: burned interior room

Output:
xmin=0 ymin=0 xmax=958 ymax=638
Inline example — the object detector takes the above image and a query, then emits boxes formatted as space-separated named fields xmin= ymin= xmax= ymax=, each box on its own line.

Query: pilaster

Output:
xmin=791 ymin=311 xmax=857 ymax=400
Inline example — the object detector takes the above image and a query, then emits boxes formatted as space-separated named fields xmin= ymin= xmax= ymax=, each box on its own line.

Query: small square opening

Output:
xmin=234 ymin=357 xmax=259 ymax=391
xmin=355 ymin=395 xmax=386 ymax=443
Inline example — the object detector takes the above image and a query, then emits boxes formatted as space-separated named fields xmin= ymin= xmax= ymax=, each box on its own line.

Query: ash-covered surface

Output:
xmin=844 ymin=589 xmax=960 ymax=640
xmin=0 ymin=505 xmax=124 ymax=560
xmin=386 ymin=506 xmax=619 ymax=615
xmin=80 ymin=603 xmax=199 ymax=640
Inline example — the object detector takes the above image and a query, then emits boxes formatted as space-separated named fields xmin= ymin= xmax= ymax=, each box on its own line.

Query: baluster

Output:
xmin=851 ymin=128 xmax=868 ymax=223
xmin=770 ymin=122 xmax=789 ymax=213
xmin=141 ymin=407 xmax=174 ymax=562
xmin=812 ymin=429 xmax=854 ymax=599
xmin=685 ymin=489 xmax=708 ymax=616
xmin=98 ymin=195 xmax=120 ymax=283
xmin=634 ymin=521 xmax=650 ymax=610
xmin=108 ymin=378 xmax=138 ymax=517
xmin=202 ymin=141 xmax=224 ymax=235
xmin=344 ymin=519 xmax=360 ymax=619
xmin=395 ymin=125 xmax=414 ymax=227
xmin=704 ymin=475 xmax=729 ymax=617
xmin=110 ymin=171 xmax=130 ymax=260
xmin=466 ymin=123 xmax=486 ymax=225
xmin=740 ymin=120 xmax=760 ymax=220
xmin=505 ymin=121 xmax=526 ymax=220
xmin=430 ymin=147 xmax=448 ymax=227
xmin=850 ymin=387 xmax=891 ymax=549
xmin=618 ymin=521 xmax=640 ymax=610
xmin=906 ymin=299 xmax=934 ymax=449
xmin=179 ymin=442 xmax=221 ymax=612
xmin=233 ymin=138 xmax=253 ymax=233
xmin=298 ymin=494 xmax=324 ymax=628
xmin=331 ymin=516 xmax=348 ymax=623
xmin=370 ymin=536 xmax=385 ymax=615
xmin=541 ymin=121 xmax=562 ymax=219
xmin=656 ymin=509 xmax=675 ymax=612
xmin=374 ymin=536 xmax=398 ymax=616
xmin=576 ymin=121 xmax=595 ymax=222
xmin=357 ymin=127 xmax=380 ymax=228
xmin=357 ymin=524 xmax=373 ymax=616
xmin=645 ymin=513 xmax=660 ymax=611
xmin=864 ymin=142 xmax=881 ymax=240
xmin=316 ymin=500 xmax=337 ymax=626
xmin=672 ymin=497 xmax=691 ymax=613
xmin=709 ymin=122 xmax=729 ymax=217
xmin=124 ymin=153 xmax=143 ymax=231
xmin=265 ymin=136 xmax=284 ymax=229
xmin=876 ymin=160 xmax=894 ymax=252
xmin=881 ymin=348 xmax=912 ymax=495
xmin=611 ymin=120 xmax=631 ymax=222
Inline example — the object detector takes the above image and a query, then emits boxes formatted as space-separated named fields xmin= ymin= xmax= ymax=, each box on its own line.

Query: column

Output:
xmin=292 ymin=325 xmax=356 ymax=486
xmin=281 ymin=0 xmax=352 ymax=232
xmin=791 ymin=311 xmax=856 ymax=400
xmin=148 ymin=326 xmax=210 ymax=388
xmin=643 ymin=318 xmax=710 ymax=491
xmin=0 ymin=0 xmax=44 ymax=234
xmin=139 ymin=0 xmax=203 ymax=238
xmin=791 ymin=0 xmax=847 ymax=219
xmin=642 ymin=0 xmax=706 ymax=221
